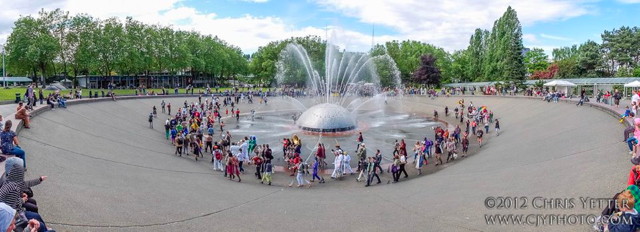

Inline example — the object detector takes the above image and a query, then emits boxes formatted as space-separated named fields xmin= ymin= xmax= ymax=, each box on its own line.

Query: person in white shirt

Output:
xmin=331 ymin=146 xmax=344 ymax=178
xmin=343 ymin=152 xmax=354 ymax=175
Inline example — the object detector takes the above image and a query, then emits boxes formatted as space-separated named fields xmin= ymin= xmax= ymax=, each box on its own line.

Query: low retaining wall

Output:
xmin=9 ymin=94 xmax=204 ymax=134
xmin=444 ymin=94 xmax=632 ymax=128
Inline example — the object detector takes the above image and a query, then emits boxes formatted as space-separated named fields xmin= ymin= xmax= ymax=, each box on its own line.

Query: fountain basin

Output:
xmin=296 ymin=103 xmax=357 ymax=133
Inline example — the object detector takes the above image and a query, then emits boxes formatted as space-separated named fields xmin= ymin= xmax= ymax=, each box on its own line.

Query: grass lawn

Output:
xmin=0 ymin=87 xmax=272 ymax=102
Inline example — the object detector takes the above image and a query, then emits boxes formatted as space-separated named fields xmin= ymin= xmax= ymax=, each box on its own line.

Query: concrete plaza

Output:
xmin=18 ymin=96 xmax=628 ymax=231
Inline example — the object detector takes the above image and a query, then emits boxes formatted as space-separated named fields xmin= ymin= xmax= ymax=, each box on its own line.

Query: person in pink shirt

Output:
xmin=627 ymin=118 xmax=640 ymax=155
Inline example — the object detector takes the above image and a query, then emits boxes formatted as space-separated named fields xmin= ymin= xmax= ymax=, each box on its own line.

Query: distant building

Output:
xmin=77 ymin=72 xmax=219 ymax=89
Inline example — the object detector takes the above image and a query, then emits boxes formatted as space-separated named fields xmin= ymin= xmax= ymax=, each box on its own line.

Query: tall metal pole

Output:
xmin=2 ymin=44 xmax=5 ymax=88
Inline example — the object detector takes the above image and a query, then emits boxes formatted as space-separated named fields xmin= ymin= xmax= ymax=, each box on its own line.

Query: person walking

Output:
xmin=445 ymin=137 xmax=457 ymax=163
xmin=614 ymin=89 xmax=622 ymax=108
xmin=212 ymin=146 xmax=223 ymax=171
xmin=343 ymin=151 xmax=354 ymax=175
xmin=252 ymin=154 xmax=263 ymax=180
xmin=311 ymin=157 xmax=325 ymax=183
xmin=461 ymin=132 xmax=469 ymax=157
xmin=374 ymin=149 xmax=383 ymax=174
xmin=289 ymin=161 xmax=310 ymax=188
xmin=331 ymin=146 xmax=344 ymax=179
xmin=434 ymin=141 xmax=443 ymax=166
xmin=495 ymin=119 xmax=500 ymax=136
xmin=164 ymin=119 xmax=170 ymax=140
xmin=261 ymin=162 xmax=272 ymax=185
xmin=227 ymin=154 xmax=241 ymax=182
xmin=398 ymin=154 xmax=408 ymax=178
xmin=391 ymin=155 xmax=400 ymax=183
xmin=365 ymin=157 xmax=381 ymax=187
xmin=148 ymin=113 xmax=154 ymax=129
xmin=175 ymin=135 xmax=184 ymax=156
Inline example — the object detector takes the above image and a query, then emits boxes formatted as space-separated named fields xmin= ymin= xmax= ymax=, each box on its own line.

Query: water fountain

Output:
xmin=227 ymin=39 xmax=438 ymax=163
xmin=276 ymin=42 xmax=401 ymax=134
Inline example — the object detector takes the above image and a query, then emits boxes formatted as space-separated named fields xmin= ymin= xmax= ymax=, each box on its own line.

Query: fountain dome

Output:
xmin=296 ymin=103 xmax=357 ymax=132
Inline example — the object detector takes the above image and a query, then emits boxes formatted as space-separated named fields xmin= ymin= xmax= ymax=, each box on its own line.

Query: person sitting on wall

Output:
xmin=14 ymin=102 xmax=30 ymax=129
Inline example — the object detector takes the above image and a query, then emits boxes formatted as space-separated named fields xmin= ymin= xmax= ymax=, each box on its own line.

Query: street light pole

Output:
xmin=2 ymin=44 xmax=5 ymax=88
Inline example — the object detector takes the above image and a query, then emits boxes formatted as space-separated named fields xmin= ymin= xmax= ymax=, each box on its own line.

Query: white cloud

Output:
xmin=314 ymin=0 xmax=594 ymax=51
xmin=0 ymin=0 xmax=594 ymax=55
xmin=0 ymin=0 xmax=390 ymax=53
xmin=540 ymin=33 xmax=573 ymax=41
xmin=523 ymin=34 xmax=538 ymax=43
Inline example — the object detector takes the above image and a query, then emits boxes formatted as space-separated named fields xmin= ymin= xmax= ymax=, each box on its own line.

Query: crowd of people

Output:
xmin=593 ymin=90 xmax=640 ymax=232
xmin=0 ymin=91 xmax=55 ymax=231
xmin=152 ymin=86 xmax=502 ymax=189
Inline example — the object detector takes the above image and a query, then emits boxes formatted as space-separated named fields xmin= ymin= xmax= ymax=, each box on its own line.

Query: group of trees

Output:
xmin=5 ymin=9 xmax=247 ymax=86
xmin=539 ymin=27 xmax=640 ymax=79
xmin=249 ymin=35 xmax=326 ymax=86
xmin=2 ymin=7 xmax=528 ymax=88
xmin=448 ymin=6 xmax=526 ymax=83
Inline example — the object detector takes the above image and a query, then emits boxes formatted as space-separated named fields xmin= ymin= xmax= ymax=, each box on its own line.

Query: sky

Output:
xmin=0 ymin=0 xmax=639 ymax=56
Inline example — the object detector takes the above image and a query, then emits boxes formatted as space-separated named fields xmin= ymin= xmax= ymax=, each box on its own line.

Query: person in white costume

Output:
xmin=331 ymin=145 xmax=344 ymax=178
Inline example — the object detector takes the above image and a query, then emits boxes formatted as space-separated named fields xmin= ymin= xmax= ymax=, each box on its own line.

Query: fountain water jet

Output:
xmin=276 ymin=41 xmax=401 ymax=134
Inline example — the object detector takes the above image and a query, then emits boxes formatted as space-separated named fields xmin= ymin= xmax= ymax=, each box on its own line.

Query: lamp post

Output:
xmin=2 ymin=44 xmax=5 ymax=88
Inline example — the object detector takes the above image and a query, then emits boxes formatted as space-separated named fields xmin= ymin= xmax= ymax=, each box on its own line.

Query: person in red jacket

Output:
xmin=627 ymin=165 xmax=640 ymax=186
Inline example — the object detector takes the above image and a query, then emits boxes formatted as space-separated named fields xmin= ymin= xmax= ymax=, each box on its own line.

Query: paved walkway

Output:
xmin=15 ymin=96 xmax=629 ymax=231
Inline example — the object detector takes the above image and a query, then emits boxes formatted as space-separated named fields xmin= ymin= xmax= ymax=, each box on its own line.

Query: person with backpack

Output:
xmin=476 ymin=128 xmax=484 ymax=147
xmin=356 ymin=158 xmax=367 ymax=182
xmin=207 ymin=125 xmax=214 ymax=136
